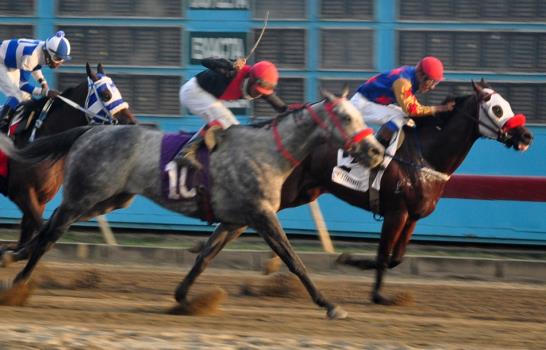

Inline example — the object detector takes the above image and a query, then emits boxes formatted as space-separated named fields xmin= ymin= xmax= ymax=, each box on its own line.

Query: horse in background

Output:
xmin=279 ymin=80 xmax=532 ymax=304
xmin=0 ymin=88 xmax=384 ymax=319
xmin=0 ymin=63 xmax=136 ymax=263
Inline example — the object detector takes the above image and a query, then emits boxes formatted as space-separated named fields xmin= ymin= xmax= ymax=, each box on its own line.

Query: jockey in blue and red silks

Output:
xmin=351 ymin=56 xmax=455 ymax=147
xmin=172 ymin=57 xmax=287 ymax=170
xmin=0 ymin=31 xmax=71 ymax=133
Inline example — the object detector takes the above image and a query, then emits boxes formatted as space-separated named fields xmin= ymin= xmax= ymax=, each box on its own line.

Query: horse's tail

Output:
xmin=0 ymin=126 xmax=93 ymax=164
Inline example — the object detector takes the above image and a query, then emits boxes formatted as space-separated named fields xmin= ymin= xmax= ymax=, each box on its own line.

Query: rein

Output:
xmin=272 ymin=101 xmax=374 ymax=167
xmin=56 ymin=95 xmax=111 ymax=123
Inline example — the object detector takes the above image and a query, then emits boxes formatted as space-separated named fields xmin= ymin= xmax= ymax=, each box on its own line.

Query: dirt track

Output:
xmin=0 ymin=262 xmax=544 ymax=349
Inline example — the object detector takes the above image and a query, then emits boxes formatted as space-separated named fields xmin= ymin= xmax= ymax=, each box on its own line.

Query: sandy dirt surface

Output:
xmin=0 ymin=262 xmax=544 ymax=350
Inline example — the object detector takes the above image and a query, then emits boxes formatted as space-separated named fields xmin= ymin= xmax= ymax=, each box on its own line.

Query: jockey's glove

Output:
xmin=40 ymin=82 xmax=49 ymax=97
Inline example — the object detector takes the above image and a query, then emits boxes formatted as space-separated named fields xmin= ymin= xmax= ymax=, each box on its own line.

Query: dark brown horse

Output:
xmin=0 ymin=63 xmax=136 ymax=262
xmin=279 ymin=80 xmax=533 ymax=304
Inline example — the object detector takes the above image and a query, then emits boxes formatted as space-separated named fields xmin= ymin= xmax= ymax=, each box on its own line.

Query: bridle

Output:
xmin=458 ymin=91 xmax=526 ymax=144
xmin=272 ymin=99 xmax=374 ymax=167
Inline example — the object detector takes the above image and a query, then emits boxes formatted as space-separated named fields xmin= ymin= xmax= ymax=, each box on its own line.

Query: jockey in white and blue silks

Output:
xmin=0 ymin=31 xmax=71 ymax=132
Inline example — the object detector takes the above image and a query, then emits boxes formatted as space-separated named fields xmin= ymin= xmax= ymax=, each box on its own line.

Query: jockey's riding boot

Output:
xmin=375 ymin=121 xmax=399 ymax=148
xmin=174 ymin=134 xmax=204 ymax=170
xmin=0 ymin=105 xmax=14 ymax=134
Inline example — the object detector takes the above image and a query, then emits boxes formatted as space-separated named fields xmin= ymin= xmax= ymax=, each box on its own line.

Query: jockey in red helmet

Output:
xmin=167 ymin=57 xmax=287 ymax=195
xmin=351 ymin=56 xmax=455 ymax=147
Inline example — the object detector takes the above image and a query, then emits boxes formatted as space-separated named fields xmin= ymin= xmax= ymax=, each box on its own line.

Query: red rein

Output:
xmin=272 ymin=100 xmax=374 ymax=167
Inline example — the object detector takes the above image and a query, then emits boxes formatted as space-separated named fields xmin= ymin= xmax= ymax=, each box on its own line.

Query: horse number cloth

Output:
xmin=160 ymin=132 xmax=215 ymax=223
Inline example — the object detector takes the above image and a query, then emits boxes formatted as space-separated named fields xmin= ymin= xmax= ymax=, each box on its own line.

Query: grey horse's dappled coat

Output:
xmin=0 ymin=92 xmax=384 ymax=319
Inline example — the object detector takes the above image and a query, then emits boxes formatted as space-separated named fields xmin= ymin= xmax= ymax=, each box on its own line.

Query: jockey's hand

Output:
xmin=46 ymin=89 xmax=60 ymax=99
xmin=233 ymin=57 xmax=246 ymax=71
xmin=435 ymin=101 xmax=455 ymax=114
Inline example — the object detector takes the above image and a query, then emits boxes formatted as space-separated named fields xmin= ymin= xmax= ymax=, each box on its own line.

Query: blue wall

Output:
xmin=0 ymin=0 xmax=545 ymax=245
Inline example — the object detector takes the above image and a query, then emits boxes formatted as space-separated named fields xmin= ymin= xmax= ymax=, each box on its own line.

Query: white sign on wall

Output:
xmin=190 ymin=32 xmax=247 ymax=64
xmin=189 ymin=0 xmax=249 ymax=9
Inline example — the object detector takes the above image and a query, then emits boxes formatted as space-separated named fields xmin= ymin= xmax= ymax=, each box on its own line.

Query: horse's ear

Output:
xmin=471 ymin=80 xmax=482 ymax=94
xmin=97 ymin=63 xmax=105 ymax=75
xmin=341 ymin=84 xmax=350 ymax=99
xmin=86 ymin=62 xmax=98 ymax=82
xmin=320 ymin=88 xmax=336 ymax=102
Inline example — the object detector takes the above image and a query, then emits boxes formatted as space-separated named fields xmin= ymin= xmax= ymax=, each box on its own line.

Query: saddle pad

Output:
xmin=160 ymin=132 xmax=215 ymax=222
xmin=331 ymin=130 xmax=401 ymax=192
xmin=160 ymin=132 xmax=194 ymax=199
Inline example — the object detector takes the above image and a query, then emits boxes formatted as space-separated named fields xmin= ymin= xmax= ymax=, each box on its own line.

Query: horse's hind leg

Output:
xmin=0 ymin=190 xmax=45 ymax=266
xmin=174 ymin=223 xmax=246 ymax=304
xmin=13 ymin=204 xmax=80 ymax=284
xmin=252 ymin=210 xmax=347 ymax=319
xmin=372 ymin=211 xmax=408 ymax=305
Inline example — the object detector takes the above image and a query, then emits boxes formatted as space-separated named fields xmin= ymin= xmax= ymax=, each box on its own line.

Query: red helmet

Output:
xmin=417 ymin=56 xmax=444 ymax=81
xmin=249 ymin=61 xmax=279 ymax=95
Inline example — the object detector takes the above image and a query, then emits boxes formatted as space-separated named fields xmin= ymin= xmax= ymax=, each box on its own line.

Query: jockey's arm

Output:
xmin=31 ymin=68 xmax=46 ymax=87
xmin=262 ymin=93 xmax=288 ymax=113
xmin=392 ymin=78 xmax=435 ymax=117
xmin=19 ymin=69 xmax=44 ymax=98
xmin=20 ymin=55 xmax=47 ymax=97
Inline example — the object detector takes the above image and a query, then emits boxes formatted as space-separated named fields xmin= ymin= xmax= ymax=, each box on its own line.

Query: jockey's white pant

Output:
xmin=0 ymin=64 xmax=31 ymax=104
xmin=350 ymin=92 xmax=406 ymax=129
xmin=179 ymin=77 xmax=239 ymax=130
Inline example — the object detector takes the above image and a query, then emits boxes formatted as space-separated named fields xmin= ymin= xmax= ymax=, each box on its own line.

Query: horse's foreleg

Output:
xmin=388 ymin=219 xmax=417 ymax=269
xmin=13 ymin=205 xmax=79 ymax=284
xmin=174 ymin=223 xmax=246 ymax=304
xmin=372 ymin=211 xmax=408 ymax=305
xmin=253 ymin=210 xmax=347 ymax=319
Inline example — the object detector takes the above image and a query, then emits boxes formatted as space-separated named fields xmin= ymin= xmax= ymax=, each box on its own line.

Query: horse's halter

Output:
xmin=272 ymin=99 xmax=374 ymax=167
xmin=475 ymin=88 xmax=526 ymax=142
xmin=85 ymin=75 xmax=129 ymax=124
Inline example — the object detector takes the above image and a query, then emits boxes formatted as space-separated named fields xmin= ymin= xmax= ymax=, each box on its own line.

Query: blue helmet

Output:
xmin=44 ymin=31 xmax=71 ymax=62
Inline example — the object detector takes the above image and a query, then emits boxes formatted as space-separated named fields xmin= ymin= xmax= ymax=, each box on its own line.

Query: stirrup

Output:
xmin=177 ymin=149 xmax=203 ymax=170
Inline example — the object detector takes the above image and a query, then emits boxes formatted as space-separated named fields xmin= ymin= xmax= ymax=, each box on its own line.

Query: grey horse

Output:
xmin=0 ymin=89 xmax=384 ymax=319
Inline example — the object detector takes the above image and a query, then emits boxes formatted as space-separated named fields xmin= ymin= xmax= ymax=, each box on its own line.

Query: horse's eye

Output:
xmin=341 ymin=114 xmax=352 ymax=123
xmin=492 ymin=105 xmax=503 ymax=118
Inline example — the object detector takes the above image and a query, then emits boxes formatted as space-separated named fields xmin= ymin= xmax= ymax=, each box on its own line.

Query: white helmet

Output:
xmin=44 ymin=31 xmax=71 ymax=62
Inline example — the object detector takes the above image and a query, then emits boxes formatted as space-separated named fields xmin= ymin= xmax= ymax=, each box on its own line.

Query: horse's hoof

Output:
xmin=0 ymin=280 xmax=34 ymax=306
xmin=1 ymin=251 xmax=15 ymax=268
xmin=372 ymin=293 xmax=394 ymax=306
xmin=335 ymin=253 xmax=352 ymax=265
xmin=262 ymin=256 xmax=282 ymax=275
xmin=188 ymin=241 xmax=206 ymax=254
xmin=327 ymin=305 xmax=348 ymax=320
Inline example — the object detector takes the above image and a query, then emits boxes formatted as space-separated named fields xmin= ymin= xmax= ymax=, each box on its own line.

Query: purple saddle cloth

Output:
xmin=160 ymin=132 xmax=215 ymax=223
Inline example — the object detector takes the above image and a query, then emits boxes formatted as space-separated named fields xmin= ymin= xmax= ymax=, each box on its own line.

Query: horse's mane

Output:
xmin=411 ymin=94 xmax=476 ymax=130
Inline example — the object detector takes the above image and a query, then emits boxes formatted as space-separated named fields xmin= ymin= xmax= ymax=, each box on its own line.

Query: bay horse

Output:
xmin=0 ymin=63 xmax=136 ymax=261
xmin=279 ymin=80 xmax=533 ymax=305
xmin=0 ymin=89 xmax=384 ymax=319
